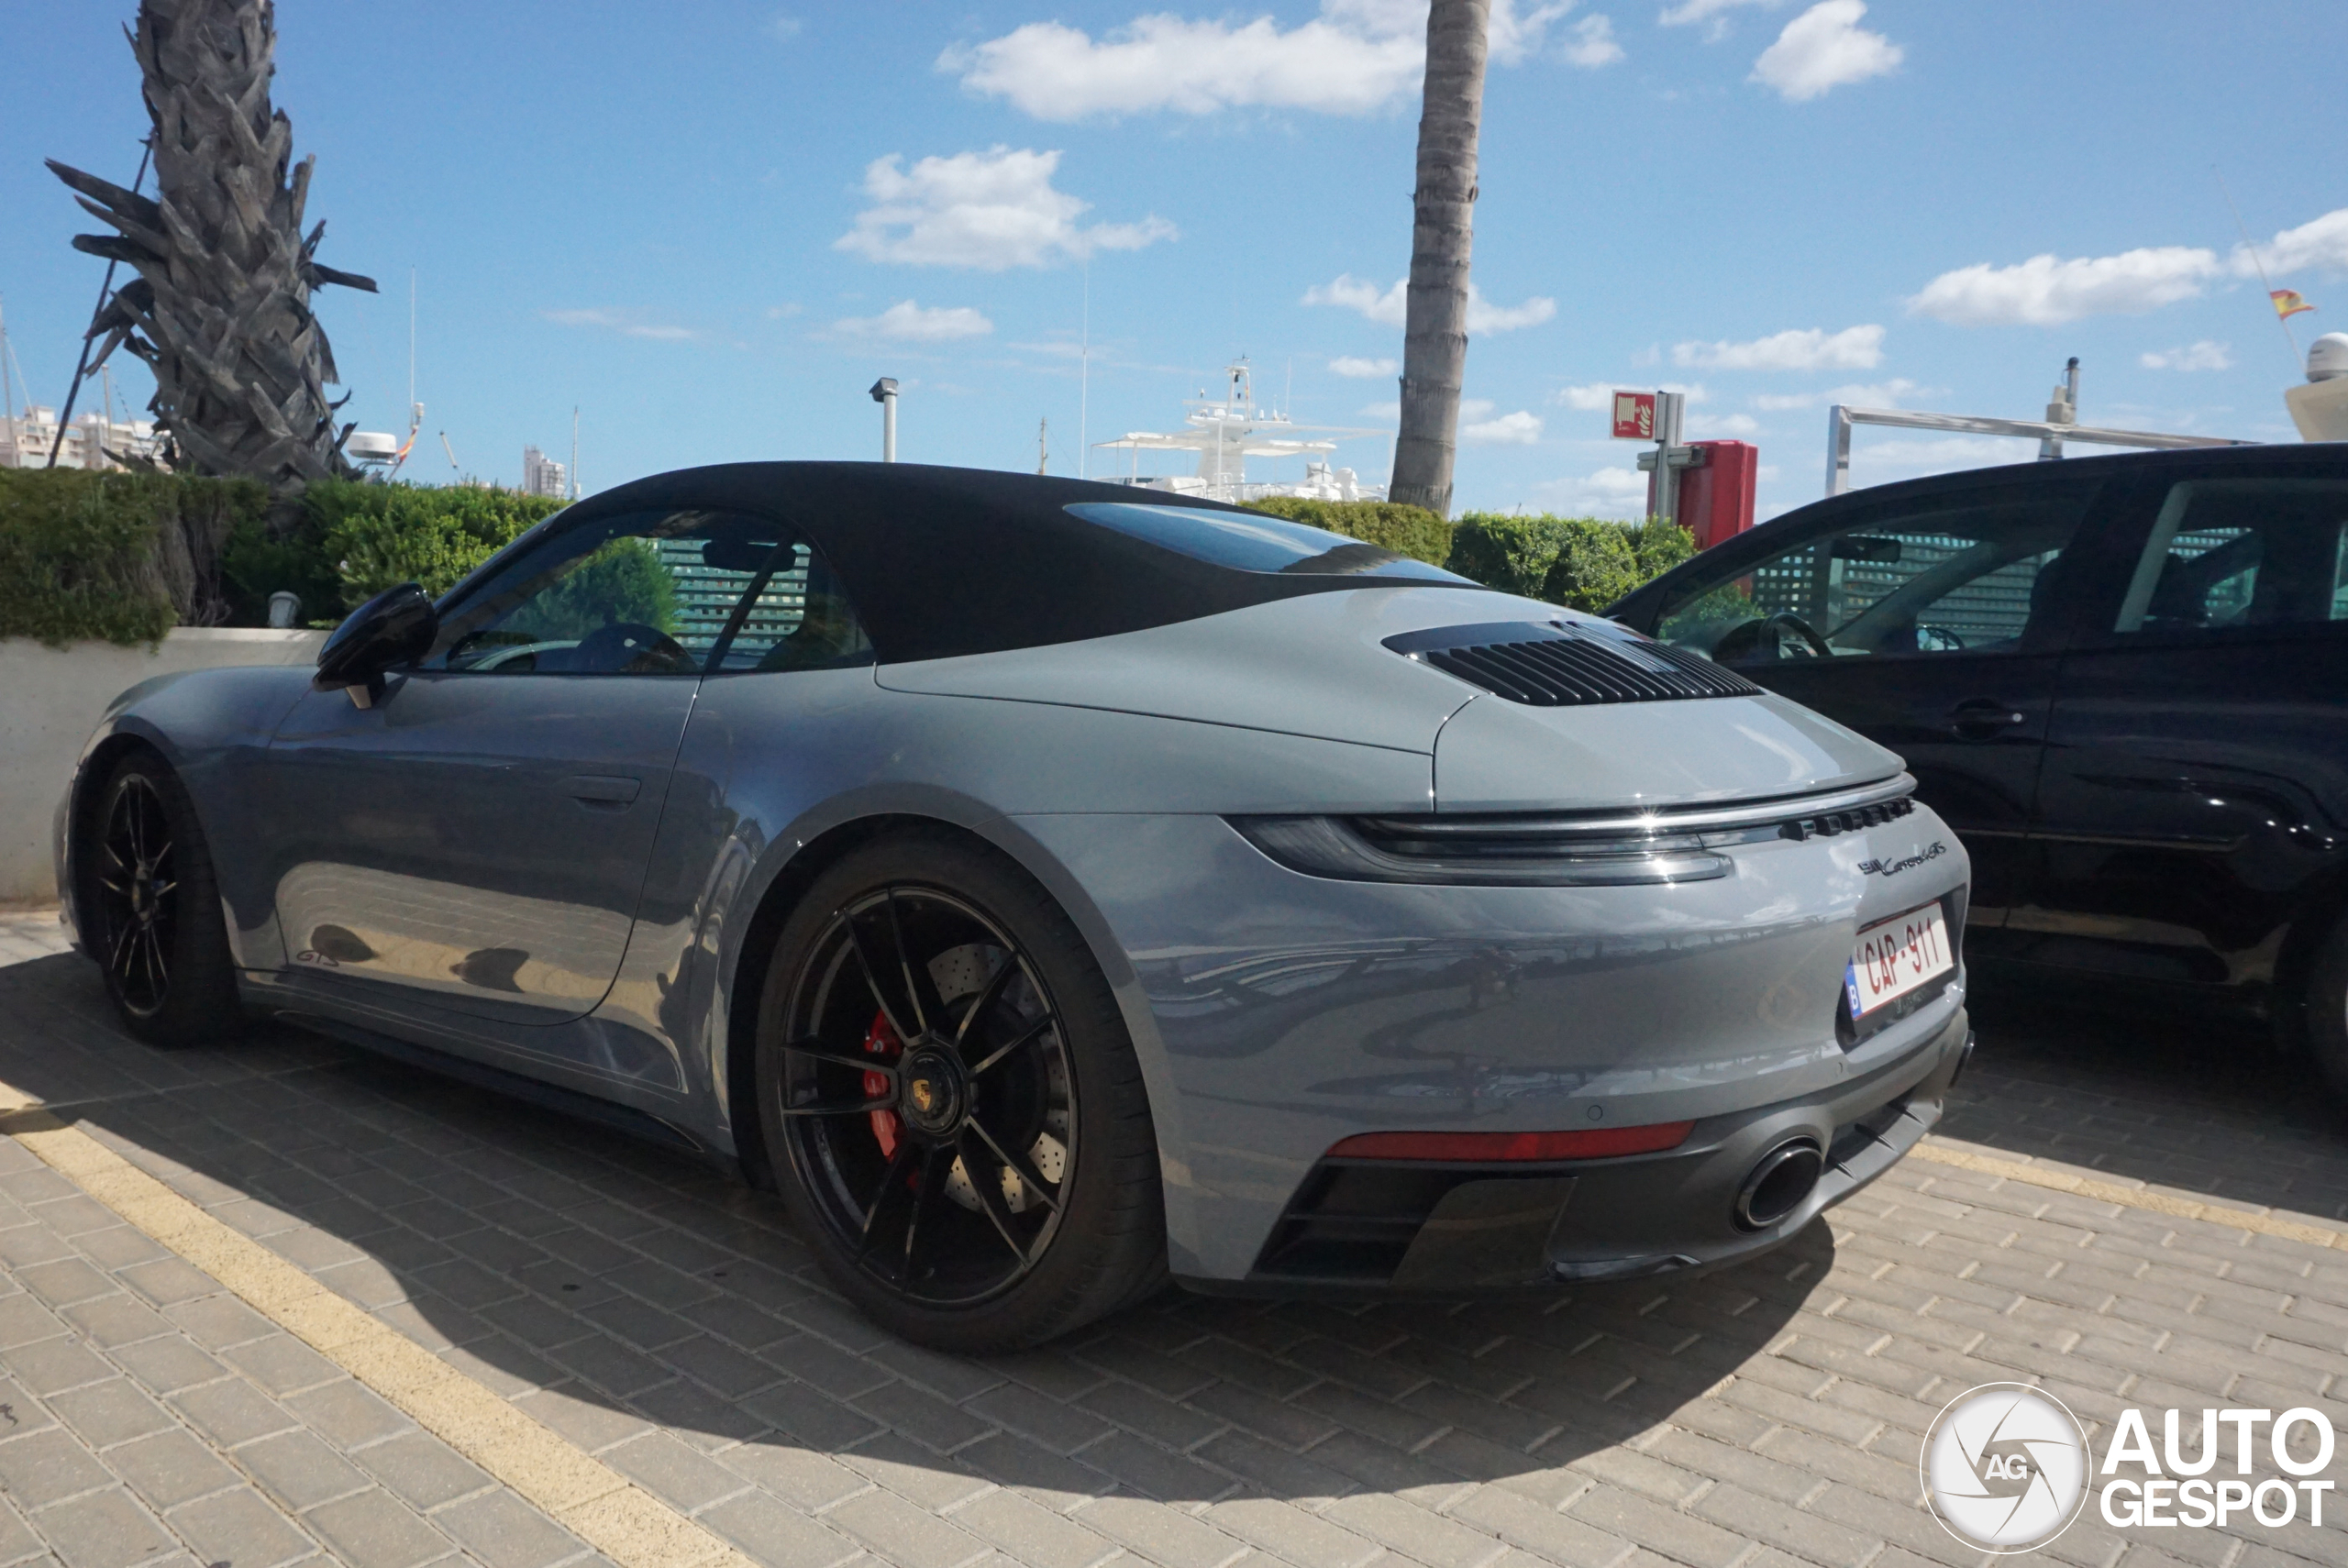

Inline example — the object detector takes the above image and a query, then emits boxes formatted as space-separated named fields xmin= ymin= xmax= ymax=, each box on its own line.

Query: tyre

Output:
xmin=755 ymin=831 xmax=1165 ymax=1351
xmin=80 ymin=753 xmax=241 ymax=1048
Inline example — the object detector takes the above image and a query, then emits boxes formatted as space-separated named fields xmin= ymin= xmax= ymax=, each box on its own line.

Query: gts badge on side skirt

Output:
xmin=1857 ymin=841 xmax=1947 ymax=878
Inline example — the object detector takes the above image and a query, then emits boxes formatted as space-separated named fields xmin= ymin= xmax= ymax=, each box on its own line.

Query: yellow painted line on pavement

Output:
xmin=0 ymin=1097 xmax=754 ymax=1568
xmin=1909 ymin=1139 xmax=2348 ymax=1252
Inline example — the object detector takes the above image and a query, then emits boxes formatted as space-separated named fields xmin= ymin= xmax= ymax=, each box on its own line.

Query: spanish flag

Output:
xmin=2272 ymin=289 xmax=2316 ymax=320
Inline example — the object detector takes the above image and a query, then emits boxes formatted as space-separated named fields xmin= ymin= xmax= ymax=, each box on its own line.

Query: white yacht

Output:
xmin=1093 ymin=362 xmax=1389 ymax=503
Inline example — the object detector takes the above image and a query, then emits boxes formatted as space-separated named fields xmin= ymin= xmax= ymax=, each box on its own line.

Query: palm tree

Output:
xmin=1389 ymin=0 xmax=1489 ymax=520
xmin=48 ymin=0 xmax=376 ymax=507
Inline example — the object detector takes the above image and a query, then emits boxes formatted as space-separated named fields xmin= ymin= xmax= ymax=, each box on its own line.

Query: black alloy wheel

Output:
xmin=83 ymin=755 xmax=239 ymax=1047
xmin=94 ymin=771 xmax=177 ymax=1017
xmin=757 ymin=833 xmax=1165 ymax=1350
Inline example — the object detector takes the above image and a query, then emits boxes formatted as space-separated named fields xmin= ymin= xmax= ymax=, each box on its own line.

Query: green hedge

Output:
xmin=1239 ymin=497 xmax=1454 ymax=567
xmin=1447 ymin=513 xmax=1696 ymax=612
xmin=0 ymin=469 xmax=268 ymax=646
xmin=0 ymin=469 xmax=565 ymax=646
xmin=225 ymin=479 xmax=564 ymax=624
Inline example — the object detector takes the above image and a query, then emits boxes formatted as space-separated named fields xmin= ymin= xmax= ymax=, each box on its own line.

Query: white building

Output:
xmin=522 ymin=445 xmax=569 ymax=499
xmin=0 ymin=406 xmax=166 ymax=471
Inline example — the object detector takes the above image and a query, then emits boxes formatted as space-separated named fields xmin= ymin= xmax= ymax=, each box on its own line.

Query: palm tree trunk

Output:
xmin=1389 ymin=0 xmax=1489 ymax=520
xmin=49 ymin=0 xmax=374 ymax=517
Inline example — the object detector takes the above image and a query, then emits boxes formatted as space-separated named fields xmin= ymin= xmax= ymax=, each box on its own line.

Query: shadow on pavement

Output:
xmin=0 ymin=946 xmax=1831 ymax=1507
xmin=1944 ymin=986 xmax=2348 ymax=1221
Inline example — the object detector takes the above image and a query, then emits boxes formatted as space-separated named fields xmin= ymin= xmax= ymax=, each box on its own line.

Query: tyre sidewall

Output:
xmin=754 ymin=834 xmax=1157 ymax=1351
xmin=85 ymin=754 xmax=238 ymax=1048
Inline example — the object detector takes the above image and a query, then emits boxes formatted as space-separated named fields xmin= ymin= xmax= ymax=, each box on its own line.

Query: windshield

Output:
xmin=1064 ymin=502 xmax=1468 ymax=581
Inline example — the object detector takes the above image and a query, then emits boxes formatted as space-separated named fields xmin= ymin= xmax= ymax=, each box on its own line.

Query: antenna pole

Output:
xmin=1079 ymin=258 xmax=1090 ymax=480
xmin=2216 ymin=167 xmax=2305 ymax=368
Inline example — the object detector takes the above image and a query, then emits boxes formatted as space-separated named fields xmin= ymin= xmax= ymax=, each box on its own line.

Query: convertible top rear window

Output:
xmin=1064 ymin=502 xmax=1465 ymax=582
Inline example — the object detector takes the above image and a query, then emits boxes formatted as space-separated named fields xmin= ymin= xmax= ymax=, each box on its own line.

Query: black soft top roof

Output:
xmin=531 ymin=461 xmax=1463 ymax=664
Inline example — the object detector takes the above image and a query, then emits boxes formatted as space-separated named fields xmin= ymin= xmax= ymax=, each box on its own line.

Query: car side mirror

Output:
xmin=314 ymin=583 xmax=437 ymax=709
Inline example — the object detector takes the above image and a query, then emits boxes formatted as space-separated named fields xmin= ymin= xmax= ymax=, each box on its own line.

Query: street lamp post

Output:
xmin=869 ymin=378 xmax=898 ymax=463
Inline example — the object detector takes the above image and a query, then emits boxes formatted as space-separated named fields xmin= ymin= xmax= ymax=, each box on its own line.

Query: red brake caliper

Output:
xmin=863 ymin=1010 xmax=903 ymax=1158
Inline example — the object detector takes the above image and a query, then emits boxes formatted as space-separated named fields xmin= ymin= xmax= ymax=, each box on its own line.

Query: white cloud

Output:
xmin=1307 ymin=274 xmax=1403 ymax=320
xmin=1902 ymin=206 xmax=2348 ymax=329
xmin=541 ymin=309 xmax=696 ymax=342
xmin=1561 ymin=17 xmax=1625 ymax=68
xmin=2141 ymin=340 xmax=2232 ymax=372
xmin=766 ymin=13 xmax=803 ymax=41
xmin=832 ymin=300 xmax=994 ymax=341
xmin=943 ymin=0 xmax=1582 ymax=121
xmin=1329 ymin=355 xmax=1398 ymax=378
xmin=1484 ymin=0 xmax=1582 ymax=63
xmin=1750 ymin=0 xmax=1900 ymax=102
xmin=1751 ymin=377 xmax=1922 ymax=410
xmin=1463 ymin=409 xmax=1544 ymax=444
xmin=1909 ymin=248 xmax=2217 ymax=326
xmin=1532 ymin=466 xmax=1648 ymax=518
xmin=1672 ymin=325 xmax=1883 ymax=370
xmin=1470 ymin=290 xmax=1560 ymax=333
xmin=1691 ymin=411 xmax=1761 ymax=436
xmin=2234 ymin=206 xmax=2348 ymax=277
xmin=1660 ymin=0 xmax=1782 ymax=25
xmin=836 ymin=147 xmax=1175 ymax=271
xmin=1303 ymin=274 xmax=1558 ymax=334
xmin=1360 ymin=400 xmax=1401 ymax=421
xmin=1552 ymin=380 xmax=1707 ymax=410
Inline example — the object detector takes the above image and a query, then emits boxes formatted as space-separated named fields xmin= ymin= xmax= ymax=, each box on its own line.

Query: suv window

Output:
xmin=2112 ymin=477 xmax=2348 ymax=636
xmin=1656 ymin=483 xmax=2099 ymax=665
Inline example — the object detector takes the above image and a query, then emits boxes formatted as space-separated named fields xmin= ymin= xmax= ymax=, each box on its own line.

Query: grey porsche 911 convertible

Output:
xmin=55 ymin=463 xmax=1971 ymax=1350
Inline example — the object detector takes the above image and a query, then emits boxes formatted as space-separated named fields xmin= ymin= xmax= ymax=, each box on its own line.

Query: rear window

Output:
xmin=1064 ymin=502 xmax=1466 ymax=581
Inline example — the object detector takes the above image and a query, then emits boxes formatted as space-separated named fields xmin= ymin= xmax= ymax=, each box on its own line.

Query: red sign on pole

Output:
xmin=1611 ymin=392 xmax=1656 ymax=441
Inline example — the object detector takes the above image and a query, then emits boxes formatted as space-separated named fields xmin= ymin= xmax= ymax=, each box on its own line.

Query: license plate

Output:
xmin=1845 ymin=901 xmax=1954 ymax=1018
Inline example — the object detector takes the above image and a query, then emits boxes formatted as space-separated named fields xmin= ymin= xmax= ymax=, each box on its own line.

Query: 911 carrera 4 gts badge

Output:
xmin=1857 ymin=841 xmax=1947 ymax=878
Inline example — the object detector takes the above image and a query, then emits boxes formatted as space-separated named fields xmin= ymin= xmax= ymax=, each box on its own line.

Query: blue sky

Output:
xmin=4 ymin=1 xmax=2344 ymax=521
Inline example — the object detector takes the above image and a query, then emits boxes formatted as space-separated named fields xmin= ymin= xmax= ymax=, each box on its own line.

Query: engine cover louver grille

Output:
xmin=1383 ymin=621 xmax=1762 ymax=707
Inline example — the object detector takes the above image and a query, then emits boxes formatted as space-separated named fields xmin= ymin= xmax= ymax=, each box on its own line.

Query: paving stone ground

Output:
xmin=1 ymin=904 xmax=2344 ymax=1568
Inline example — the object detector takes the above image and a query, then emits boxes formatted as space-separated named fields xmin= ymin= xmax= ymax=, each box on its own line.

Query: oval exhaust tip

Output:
xmin=1734 ymin=1137 xmax=1824 ymax=1231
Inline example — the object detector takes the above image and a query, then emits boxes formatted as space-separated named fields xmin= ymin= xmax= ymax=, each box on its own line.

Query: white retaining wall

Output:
xmin=0 ymin=627 xmax=326 ymax=903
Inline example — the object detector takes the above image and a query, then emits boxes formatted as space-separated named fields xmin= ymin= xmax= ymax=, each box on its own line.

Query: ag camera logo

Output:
xmin=1922 ymin=1384 xmax=2091 ymax=1553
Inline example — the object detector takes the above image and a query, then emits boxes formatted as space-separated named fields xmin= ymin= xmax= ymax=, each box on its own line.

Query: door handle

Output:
xmin=1948 ymin=700 xmax=2028 ymax=741
xmin=562 ymin=774 xmax=641 ymax=806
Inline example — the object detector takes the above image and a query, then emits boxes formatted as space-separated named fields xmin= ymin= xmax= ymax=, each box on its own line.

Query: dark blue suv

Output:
xmin=1611 ymin=446 xmax=2348 ymax=1092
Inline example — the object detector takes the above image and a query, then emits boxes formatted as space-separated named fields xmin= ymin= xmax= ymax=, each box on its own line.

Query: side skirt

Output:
xmin=269 ymin=1008 xmax=719 ymax=1164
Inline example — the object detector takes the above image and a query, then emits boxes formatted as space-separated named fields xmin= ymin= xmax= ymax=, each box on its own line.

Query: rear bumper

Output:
xmin=1015 ymin=808 xmax=1972 ymax=1283
xmin=1184 ymin=1005 xmax=1968 ymax=1297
